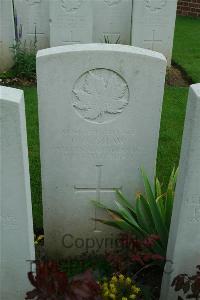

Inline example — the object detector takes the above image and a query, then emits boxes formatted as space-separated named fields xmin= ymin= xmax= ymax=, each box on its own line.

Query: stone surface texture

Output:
xmin=0 ymin=86 xmax=35 ymax=300
xmin=37 ymin=44 xmax=166 ymax=257
xmin=50 ymin=0 xmax=93 ymax=47
xmin=0 ymin=0 xmax=15 ymax=72
xmin=92 ymin=0 xmax=132 ymax=44
xmin=14 ymin=0 xmax=49 ymax=49
xmin=160 ymin=84 xmax=200 ymax=299
xmin=132 ymin=0 xmax=178 ymax=65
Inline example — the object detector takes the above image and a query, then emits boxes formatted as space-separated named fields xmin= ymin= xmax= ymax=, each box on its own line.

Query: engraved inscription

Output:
xmin=0 ymin=215 xmax=18 ymax=229
xmin=104 ymin=0 xmax=122 ymax=6
xmin=55 ymin=129 xmax=137 ymax=161
xmin=26 ymin=0 xmax=41 ymax=5
xmin=145 ymin=0 xmax=167 ymax=11
xmin=185 ymin=195 xmax=200 ymax=205
xmin=72 ymin=69 xmax=129 ymax=124
xmin=61 ymin=0 xmax=83 ymax=12
xmin=194 ymin=207 xmax=200 ymax=222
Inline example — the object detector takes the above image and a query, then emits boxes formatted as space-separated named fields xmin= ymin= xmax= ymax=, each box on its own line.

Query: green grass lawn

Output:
xmin=17 ymin=16 xmax=200 ymax=230
xmin=157 ymin=87 xmax=188 ymax=187
xmin=23 ymin=87 xmax=42 ymax=229
xmin=173 ymin=16 xmax=200 ymax=83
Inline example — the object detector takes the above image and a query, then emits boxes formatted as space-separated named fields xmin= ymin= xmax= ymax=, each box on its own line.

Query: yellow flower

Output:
xmin=103 ymin=282 xmax=108 ymax=289
xmin=125 ymin=277 xmax=132 ymax=285
xmin=37 ymin=235 xmax=44 ymax=241
xmin=110 ymin=283 xmax=116 ymax=289
xmin=111 ymin=276 xmax=118 ymax=283
xmin=119 ymin=274 xmax=125 ymax=281
xmin=103 ymin=290 xmax=109 ymax=297
xmin=34 ymin=235 xmax=44 ymax=245
xmin=110 ymin=286 xmax=117 ymax=294
xmin=132 ymin=286 xmax=141 ymax=294
xmin=101 ymin=274 xmax=140 ymax=300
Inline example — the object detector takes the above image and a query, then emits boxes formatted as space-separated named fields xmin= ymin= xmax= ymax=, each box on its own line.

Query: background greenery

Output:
xmin=18 ymin=16 xmax=200 ymax=230
xmin=172 ymin=16 xmax=200 ymax=83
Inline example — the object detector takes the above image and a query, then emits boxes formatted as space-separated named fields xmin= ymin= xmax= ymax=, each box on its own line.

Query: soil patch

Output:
xmin=0 ymin=76 xmax=36 ymax=87
xmin=166 ymin=63 xmax=192 ymax=87
xmin=0 ymin=62 xmax=192 ymax=89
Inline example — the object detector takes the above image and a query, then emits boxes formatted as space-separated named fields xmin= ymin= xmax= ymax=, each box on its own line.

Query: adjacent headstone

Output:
xmin=0 ymin=86 xmax=35 ymax=299
xmin=92 ymin=0 xmax=132 ymax=44
xmin=37 ymin=44 xmax=166 ymax=258
xmin=160 ymin=84 xmax=200 ymax=300
xmin=0 ymin=0 xmax=15 ymax=72
xmin=132 ymin=0 xmax=178 ymax=65
xmin=14 ymin=0 xmax=50 ymax=49
xmin=49 ymin=0 xmax=93 ymax=47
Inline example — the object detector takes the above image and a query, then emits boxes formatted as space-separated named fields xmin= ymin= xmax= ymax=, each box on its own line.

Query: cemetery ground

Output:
xmin=17 ymin=16 xmax=198 ymax=231
xmin=1 ymin=15 xmax=200 ymax=299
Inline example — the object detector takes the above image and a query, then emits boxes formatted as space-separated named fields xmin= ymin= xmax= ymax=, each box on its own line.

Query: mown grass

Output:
xmin=23 ymin=87 xmax=42 ymax=229
xmin=172 ymin=16 xmax=200 ymax=83
xmin=157 ymin=87 xmax=188 ymax=187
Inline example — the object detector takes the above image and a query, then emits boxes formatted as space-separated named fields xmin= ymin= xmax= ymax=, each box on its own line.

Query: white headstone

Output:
xmin=14 ymin=0 xmax=50 ymax=49
xmin=37 ymin=44 xmax=166 ymax=258
xmin=160 ymin=84 xmax=200 ymax=300
xmin=50 ymin=0 xmax=93 ymax=47
xmin=0 ymin=86 xmax=35 ymax=299
xmin=93 ymin=0 xmax=132 ymax=44
xmin=132 ymin=0 xmax=178 ymax=65
xmin=0 ymin=0 xmax=15 ymax=72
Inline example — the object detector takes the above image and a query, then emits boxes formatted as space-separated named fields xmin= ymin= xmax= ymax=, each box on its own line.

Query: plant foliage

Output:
xmin=172 ymin=265 xmax=200 ymax=299
xmin=106 ymin=234 xmax=164 ymax=275
xmin=92 ymin=168 xmax=178 ymax=256
xmin=26 ymin=261 xmax=101 ymax=300
xmin=11 ymin=40 xmax=37 ymax=79
xmin=11 ymin=0 xmax=37 ymax=79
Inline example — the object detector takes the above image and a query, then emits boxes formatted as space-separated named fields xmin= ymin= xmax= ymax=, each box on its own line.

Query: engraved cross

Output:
xmin=63 ymin=30 xmax=80 ymax=44
xmin=27 ymin=23 xmax=45 ymax=35
xmin=74 ymin=165 xmax=122 ymax=232
xmin=144 ymin=29 xmax=162 ymax=50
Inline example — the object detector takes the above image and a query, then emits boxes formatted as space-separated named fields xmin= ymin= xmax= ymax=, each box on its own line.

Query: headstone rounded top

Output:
xmin=72 ymin=68 xmax=129 ymax=124
xmin=191 ymin=84 xmax=200 ymax=98
xmin=0 ymin=86 xmax=23 ymax=103
xmin=37 ymin=44 xmax=167 ymax=64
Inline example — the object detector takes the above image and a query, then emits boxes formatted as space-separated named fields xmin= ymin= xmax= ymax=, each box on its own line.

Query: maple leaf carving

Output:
xmin=26 ymin=0 xmax=41 ymax=5
xmin=104 ymin=0 xmax=122 ymax=6
xmin=72 ymin=69 xmax=129 ymax=122
xmin=145 ymin=0 xmax=167 ymax=11
xmin=61 ymin=0 xmax=82 ymax=12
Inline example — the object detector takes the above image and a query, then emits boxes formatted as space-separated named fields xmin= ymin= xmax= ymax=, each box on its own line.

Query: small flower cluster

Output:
xmin=34 ymin=235 xmax=44 ymax=245
xmin=101 ymin=274 xmax=141 ymax=300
